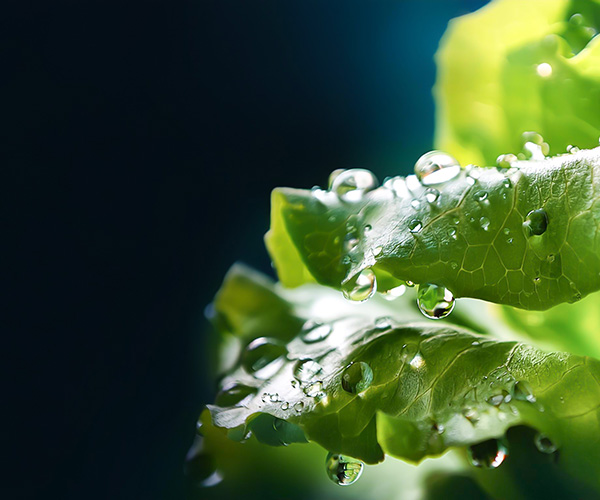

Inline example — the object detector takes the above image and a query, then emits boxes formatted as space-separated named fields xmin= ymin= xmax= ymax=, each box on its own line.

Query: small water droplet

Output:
xmin=448 ymin=228 xmax=457 ymax=240
xmin=382 ymin=284 xmax=406 ymax=300
xmin=462 ymin=407 xmax=480 ymax=425
xmin=496 ymin=154 xmax=517 ymax=169
xmin=281 ymin=402 xmax=290 ymax=410
xmin=468 ymin=439 xmax=508 ymax=468
xmin=242 ymin=338 xmax=287 ymax=378
xmin=363 ymin=224 xmax=372 ymax=234
xmin=304 ymin=381 xmax=324 ymax=397
xmin=487 ymin=390 xmax=510 ymax=407
xmin=417 ymin=283 xmax=455 ymax=319
xmin=331 ymin=169 xmax=378 ymax=202
xmin=534 ymin=433 xmax=557 ymax=454
xmin=215 ymin=383 xmax=257 ymax=407
xmin=411 ymin=199 xmax=422 ymax=210
xmin=294 ymin=401 xmax=305 ymax=412
xmin=293 ymin=359 xmax=324 ymax=383
xmin=512 ymin=381 xmax=536 ymax=403
xmin=344 ymin=233 xmax=359 ymax=253
xmin=325 ymin=452 xmax=364 ymax=486
xmin=300 ymin=320 xmax=332 ymax=343
xmin=375 ymin=317 xmax=392 ymax=329
xmin=479 ymin=217 xmax=490 ymax=231
xmin=341 ymin=361 xmax=374 ymax=394
xmin=507 ymin=238 xmax=513 ymax=244
xmin=409 ymin=219 xmax=423 ymax=233
xmin=502 ymin=178 xmax=512 ymax=189
xmin=546 ymin=253 xmax=555 ymax=263
xmin=450 ymin=261 xmax=459 ymax=270
xmin=473 ymin=190 xmax=488 ymax=202
xmin=342 ymin=268 xmax=377 ymax=302
xmin=405 ymin=280 xmax=415 ymax=287
xmin=414 ymin=151 xmax=461 ymax=185
xmin=521 ymin=132 xmax=549 ymax=160
xmin=373 ymin=246 xmax=383 ymax=257
xmin=269 ymin=393 xmax=280 ymax=403
xmin=425 ymin=187 xmax=440 ymax=203
xmin=567 ymin=144 xmax=580 ymax=154
xmin=524 ymin=209 xmax=548 ymax=236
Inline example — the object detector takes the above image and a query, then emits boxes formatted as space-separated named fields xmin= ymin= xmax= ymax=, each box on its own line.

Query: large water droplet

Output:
xmin=242 ymin=338 xmax=287 ymax=379
xmin=468 ymin=439 xmax=508 ymax=469
xmin=331 ymin=169 xmax=378 ymax=202
xmin=300 ymin=320 xmax=332 ymax=343
xmin=342 ymin=269 xmax=377 ymax=302
xmin=341 ymin=361 xmax=374 ymax=394
xmin=417 ymin=283 xmax=455 ymax=319
xmin=524 ymin=209 xmax=548 ymax=236
xmin=215 ymin=383 xmax=257 ymax=406
xmin=293 ymin=359 xmax=323 ymax=383
xmin=414 ymin=151 xmax=461 ymax=185
xmin=325 ymin=452 xmax=364 ymax=486
xmin=534 ymin=432 xmax=557 ymax=454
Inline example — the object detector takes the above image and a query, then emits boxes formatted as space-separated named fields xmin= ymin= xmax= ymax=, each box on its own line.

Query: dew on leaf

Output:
xmin=512 ymin=381 xmax=536 ymax=403
xmin=496 ymin=154 xmax=517 ymax=169
xmin=462 ymin=407 xmax=480 ymax=425
xmin=294 ymin=401 xmax=304 ymax=413
xmin=242 ymin=338 xmax=287 ymax=379
xmin=479 ymin=217 xmax=490 ymax=231
xmin=567 ymin=144 xmax=580 ymax=154
xmin=473 ymin=190 xmax=488 ymax=202
xmin=468 ymin=438 xmax=508 ymax=469
xmin=330 ymin=169 xmax=378 ymax=202
xmin=341 ymin=361 xmax=374 ymax=394
xmin=342 ymin=268 xmax=377 ymax=302
xmin=534 ymin=433 xmax=558 ymax=454
xmin=373 ymin=246 xmax=383 ymax=257
xmin=524 ymin=209 xmax=548 ymax=236
xmin=281 ymin=402 xmax=289 ymax=410
xmin=325 ymin=452 xmax=364 ymax=486
xmin=304 ymin=381 xmax=324 ymax=397
xmin=414 ymin=150 xmax=461 ymax=185
xmin=300 ymin=320 xmax=332 ymax=343
xmin=425 ymin=187 xmax=440 ymax=203
xmin=293 ymin=359 xmax=324 ymax=383
xmin=409 ymin=219 xmax=423 ymax=233
xmin=417 ymin=283 xmax=455 ymax=319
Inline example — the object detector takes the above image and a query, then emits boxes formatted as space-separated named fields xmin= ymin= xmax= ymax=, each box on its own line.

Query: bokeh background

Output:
xmin=6 ymin=0 xmax=490 ymax=498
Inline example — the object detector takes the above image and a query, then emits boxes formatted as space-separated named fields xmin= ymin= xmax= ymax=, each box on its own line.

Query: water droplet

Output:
xmin=269 ymin=393 xmax=280 ymax=403
xmin=512 ymin=381 xmax=536 ymax=403
xmin=293 ymin=359 xmax=324 ymax=383
xmin=341 ymin=361 xmax=374 ymax=394
xmin=409 ymin=219 xmax=423 ymax=233
xmin=522 ymin=132 xmax=549 ymax=160
xmin=325 ymin=452 xmax=364 ymax=486
xmin=300 ymin=321 xmax=332 ymax=343
xmin=411 ymin=199 xmax=422 ymax=210
xmin=414 ymin=151 xmax=461 ymax=185
xmin=344 ymin=233 xmax=359 ymax=253
xmin=468 ymin=439 xmax=508 ymax=469
xmin=534 ymin=433 xmax=557 ymax=454
xmin=536 ymin=62 xmax=552 ymax=78
xmin=473 ymin=190 xmax=488 ymax=202
xmin=342 ymin=268 xmax=377 ymax=302
xmin=487 ymin=390 xmax=511 ymax=407
xmin=281 ymin=402 xmax=289 ymax=410
xmin=567 ymin=144 xmax=580 ymax=154
xmin=294 ymin=401 xmax=304 ymax=413
xmin=524 ymin=209 xmax=548 ymax=236
xmin=409 ymin=352 xmax=426 ymax=369
xmin=304 ymin=381 xmax=324 ymax=397
xmin=215 ymin=383 xmax=257 ymax=407
xmin=242 ymin=338 xmax=287 ymax=378
xmin=331 ymin=169 xmax=378 ymax=202
xmin=547 ymin=254 xmax=555 ymax=263
xmin=382 ymin=284 xmax=406 ymax=300
xmin=375 ymin=316 xmax=392 ymax=329
xmin=417 ymin=283 xmax=455 ymax=319
xmin=405 ymin=280 xmax=415 ymax=287
xmin=479 ymin=217 xmax=490 ymax=231
xmin=363 ymin=224 xmax=372 ymax=234
xmin=450 ymin=261 xmax=459 ymax=270
xmin=502 ymin=178 xmax=512 ymax=189
xmin=496 ymin=154 xmax=517 ymax=169
xmin=425 ymin=187 xmax=440 ymax=203
xmin=448 ymin=228 xmax=457 ymax=240
xmin=462 ymin=407 xmax=480 ymax=425
xmin=373 ymin=246 xmax=383 ymax=257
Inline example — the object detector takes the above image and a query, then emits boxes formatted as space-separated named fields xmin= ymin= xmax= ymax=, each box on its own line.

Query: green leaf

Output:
xmin=434 ymin=0 xmax=600 ymax=166
xmin=207 ymin=267 xmax=600 ymax=493
xmin=265 ymin=148 xmax=600 ymax=310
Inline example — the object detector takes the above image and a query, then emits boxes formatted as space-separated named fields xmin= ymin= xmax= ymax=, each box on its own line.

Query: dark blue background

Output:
xmin=5 ymin=1 xmax=487 ymax=498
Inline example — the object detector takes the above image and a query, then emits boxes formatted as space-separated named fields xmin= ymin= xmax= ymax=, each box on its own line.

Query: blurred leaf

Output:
xmin=266 ymin=148 xmax=600 ymax=310
xmin=435 ymin=0 xmax=600 ymax=166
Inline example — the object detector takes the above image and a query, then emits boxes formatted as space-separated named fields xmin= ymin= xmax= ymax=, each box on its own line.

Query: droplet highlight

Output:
xmin=325 ymin=452 xmax=364 ymax=486
xmin=414 ymin=151 xmax=461 ymax=185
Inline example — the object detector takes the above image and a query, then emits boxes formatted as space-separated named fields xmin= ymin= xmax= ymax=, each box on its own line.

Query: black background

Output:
xmin=5 ymin=1 xmax=487 ymax=498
